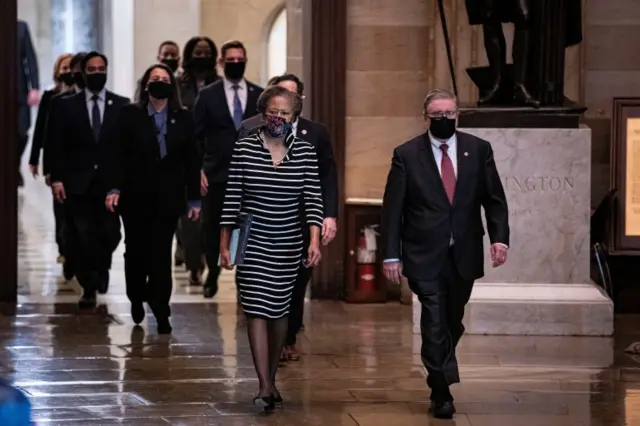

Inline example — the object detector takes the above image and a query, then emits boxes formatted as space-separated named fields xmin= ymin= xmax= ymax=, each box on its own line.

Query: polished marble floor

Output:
xmin=5 ymin=165 xmax=640 ymax=425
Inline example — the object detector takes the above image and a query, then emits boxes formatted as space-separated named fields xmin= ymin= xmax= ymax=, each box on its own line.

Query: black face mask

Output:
xmin=224 ymin=61 xmax=246 ymax=81
xmin=147 ymin=81 xmax=172 ymax=100
xmin=73 ymin=71 xmax=85 ymax=89
xmin=85 ymin=73 xmax=107 ymax=92
xmin=429 ymin=117 xmax=456 ymax=140
xmin=161 ymin=58 xmax=179 ymax=73
xmin=188 ymin=57 xmax=214 ymax=73
xmin=59 ymin=72 xmax=75 ymax=86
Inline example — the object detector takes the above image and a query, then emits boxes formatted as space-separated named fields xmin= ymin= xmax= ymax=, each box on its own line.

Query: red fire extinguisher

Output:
xmin=356 ymin=232 xmax=377 ymax=294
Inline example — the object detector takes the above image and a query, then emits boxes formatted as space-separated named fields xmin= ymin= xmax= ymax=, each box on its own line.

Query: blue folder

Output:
xmin=218 ymin=214 xmax=253 ymax=266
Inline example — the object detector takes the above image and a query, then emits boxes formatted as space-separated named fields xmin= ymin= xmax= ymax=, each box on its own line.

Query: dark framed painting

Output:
xmin=610 ymin=98 xmax=640 ymax=254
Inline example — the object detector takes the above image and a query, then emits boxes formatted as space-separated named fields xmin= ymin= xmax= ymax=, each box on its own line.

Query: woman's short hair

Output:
xmin=256 ymin=85 xmax=302 ymax=117
xmin=136 ymin=63 xmax=183 ymax=111
xmin=422 ymin=89 xmax=457 ymax=114
xmin=52 ymin=53 xmax=72 ymax=84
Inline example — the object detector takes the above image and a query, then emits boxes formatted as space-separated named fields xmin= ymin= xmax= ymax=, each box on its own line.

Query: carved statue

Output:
xmin=465 ymin=0 xmax=582 ymax=107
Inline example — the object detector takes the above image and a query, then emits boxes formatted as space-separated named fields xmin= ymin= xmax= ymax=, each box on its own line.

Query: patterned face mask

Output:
xmin=263 ymin=115 xmax=291 ymax=138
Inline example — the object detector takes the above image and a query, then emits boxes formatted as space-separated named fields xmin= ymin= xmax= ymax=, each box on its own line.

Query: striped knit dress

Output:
xmin=220 ymin=131 xmax=324 ymax=320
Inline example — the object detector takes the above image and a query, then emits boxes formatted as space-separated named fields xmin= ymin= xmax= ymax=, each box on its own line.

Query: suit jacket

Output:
xmin=105 ymin=104 xmax=201 ymax=218
xmin=17 ymin=20 xmax=39 ymax=136
xmin=194 ymin=79 xmax=263 ymax=183
xmin=238 ymin=114 xmax=339 ymax=218
xmin=381 ymin=131 xmax=509 ymax=282
xmin=49 ymin=90 xmax=130 ymax=195
xmin=29 ymin=88 xmax=60 ymax=166
xmin=42 ymin=91 xmax=76 ymax=175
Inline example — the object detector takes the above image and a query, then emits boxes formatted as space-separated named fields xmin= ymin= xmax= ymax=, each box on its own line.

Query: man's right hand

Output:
xmin=105 ymin=193 xmax=119 ymax=213
xmin=200 ymin=170 xmax=208 ymax=196
xmin=382 ymin=261 xmax=403 ymax=285
xmin=52 ymin=182 xmax=66 ymax=203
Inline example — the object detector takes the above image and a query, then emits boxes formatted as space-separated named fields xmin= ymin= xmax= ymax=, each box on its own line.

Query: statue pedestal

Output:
xmin=413 ymin=126 xmax=614 ymax=336
xmin=458 ymin=103 xmax=587 ymax=129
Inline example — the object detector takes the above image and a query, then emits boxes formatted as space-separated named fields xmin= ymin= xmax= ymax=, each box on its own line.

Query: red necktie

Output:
xmin=440 ymin=144 xmax=456 ymax=204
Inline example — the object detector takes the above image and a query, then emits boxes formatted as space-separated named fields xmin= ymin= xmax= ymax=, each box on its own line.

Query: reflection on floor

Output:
xmin=6 ymin=169 xmax=640 ymax=425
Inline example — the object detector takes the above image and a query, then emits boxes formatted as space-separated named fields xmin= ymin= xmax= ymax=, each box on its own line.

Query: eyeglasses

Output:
xmin=426 ymin=110 xmax=458 ymax=119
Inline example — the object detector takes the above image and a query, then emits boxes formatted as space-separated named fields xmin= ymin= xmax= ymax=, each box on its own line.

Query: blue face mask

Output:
xmin=264 ymin=115 xmax=291 ymax=138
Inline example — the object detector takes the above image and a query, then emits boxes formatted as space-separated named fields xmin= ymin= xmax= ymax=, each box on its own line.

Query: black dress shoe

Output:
xmin=131 ymin=302 xmax=145 ymax=325
xmin=157 ymin=317 xmax=172 ymax=334
xmin=203 ymin=285 xmax=218 ymax=299
xmin=62 ymin=260 xmax=74 ymax=281
xmin=97 ymin=270 xmax=109 ymax=294
xmin=174 ymin=247 xmax=185 ymax=267
xmin=78 ymin=294 xmax=97 ymax=309
xmin=429 ymin=401 xmax=455 ymax=419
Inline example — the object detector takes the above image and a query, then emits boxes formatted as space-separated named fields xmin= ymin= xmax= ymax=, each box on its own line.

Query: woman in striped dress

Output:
xmin=219 ymin=85 xmax=323 ymax=410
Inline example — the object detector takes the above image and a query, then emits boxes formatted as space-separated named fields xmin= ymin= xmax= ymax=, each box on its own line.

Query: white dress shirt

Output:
xmin=223 ymin=78 xmax=247 ymax=117
xmin=429 ymin=132 xmax=457 ymax=177
xmin=85 ymin=88 xmax=106 ymax=126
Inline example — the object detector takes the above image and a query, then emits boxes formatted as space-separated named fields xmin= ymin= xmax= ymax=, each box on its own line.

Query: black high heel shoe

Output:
xmin=253 ymin=395 xmax=275 ymax=413
xmin=272 ymin=393 xmax=283 ymax=406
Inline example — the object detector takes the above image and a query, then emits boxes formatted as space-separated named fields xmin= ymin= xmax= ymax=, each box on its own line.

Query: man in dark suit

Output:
xmin=238 ymin=73 xmax=338 ymax=360
xmin=381 ymin=89 xmax=509 ymax=419
xmin=17 ymin=19 xmax=40 ymax=187
xmin=42 ymin=52 xmax=87 ymax=282
xmin=49 ymin=51 xmax=129 ymax=308
xmin=194 ymin=40 xmax=263 ymax=298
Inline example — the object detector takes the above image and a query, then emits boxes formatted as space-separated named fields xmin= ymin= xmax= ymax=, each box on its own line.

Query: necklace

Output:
xmin=261 ymin=131 xmax=288 ymax=167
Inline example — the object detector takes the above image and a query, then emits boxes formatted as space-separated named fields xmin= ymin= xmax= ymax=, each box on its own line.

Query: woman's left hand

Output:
xmin=188 ymin=206 xmax=201 ymax=221
xmin=306 ymin=242 xmax=322 ymax=267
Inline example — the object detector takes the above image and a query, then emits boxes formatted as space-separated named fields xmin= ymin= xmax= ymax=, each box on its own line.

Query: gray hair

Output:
xmin=422 ymin=89 xmax=457 ymax=114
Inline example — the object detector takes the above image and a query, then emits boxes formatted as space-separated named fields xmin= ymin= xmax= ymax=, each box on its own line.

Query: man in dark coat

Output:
xmin=465 ymin=0 xmax=582 ymax=106
xmin=17 ymin=19 xmax=40 ymax=186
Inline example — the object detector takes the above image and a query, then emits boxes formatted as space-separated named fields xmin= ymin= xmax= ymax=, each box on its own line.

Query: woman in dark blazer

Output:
xmin=28 ymin=53 xmax=74 ymax=263
xmin=174 ymin=36 xmax=219 ymax=288
xmin=105 ymin=63 xmax=201 ymax=334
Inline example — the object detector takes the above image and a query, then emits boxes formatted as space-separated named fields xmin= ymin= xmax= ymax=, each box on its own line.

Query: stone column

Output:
xmin=345 ymin=0 xmax=433 ymax=199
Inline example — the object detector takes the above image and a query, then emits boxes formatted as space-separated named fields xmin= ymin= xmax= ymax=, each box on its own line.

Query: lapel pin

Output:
xmin=464 ymin=152 xmax=469 ymax=156
xmin=171 ymin=119 xmax=175 ymax=124
xmin=107 ymin=99 xmax=113 ymax=106
xmin=301 ymin=129 xmax=307 ymax=135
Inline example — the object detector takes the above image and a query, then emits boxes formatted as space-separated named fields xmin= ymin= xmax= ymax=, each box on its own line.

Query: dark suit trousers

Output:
xmin=202 ymin=181 xmax=226 ymax=286
xmin=53 ymin=198 xmax=66 ymax=256
xmin=286 ymin=258 xmax=313 ymax=346
xmin=17 ymin=105 xmax=30 ymax=165
xmin=409 ymin=250 xmax=473 ymax=401
xmin=66 ymin=181 xmax=121 ymax=294
xmin=122 ymin=212 xmax=179 ymax=318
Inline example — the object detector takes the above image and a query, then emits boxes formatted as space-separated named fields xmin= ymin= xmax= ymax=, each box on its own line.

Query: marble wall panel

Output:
xmin=464 ymin=127 xmax=592 ymax=285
